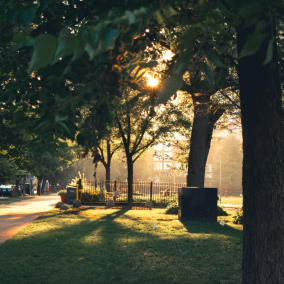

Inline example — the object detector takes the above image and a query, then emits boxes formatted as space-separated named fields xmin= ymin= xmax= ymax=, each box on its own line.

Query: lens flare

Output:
xmin=148 ymin=77 xmax=159 ymax=87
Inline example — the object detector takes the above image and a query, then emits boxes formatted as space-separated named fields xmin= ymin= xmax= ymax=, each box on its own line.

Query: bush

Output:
xmin=165 ymin=201 xmax=178 ymax=215
xmin=217 ymin=205 xmax=228 ymax=216
xmin=232 ymin=209 xmax=243 ymax=224
xmin=57 ymin=189 xmax=67 ymax=195
xmin=81 ymin=192 xmax=103 ymax=203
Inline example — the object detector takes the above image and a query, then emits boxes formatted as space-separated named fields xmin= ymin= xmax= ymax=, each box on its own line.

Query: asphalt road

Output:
xmin=0 ymin=194 xmax=59 ymax=244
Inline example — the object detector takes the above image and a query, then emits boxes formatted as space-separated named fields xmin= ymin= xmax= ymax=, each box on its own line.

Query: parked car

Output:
xmin=0 ymin=185 xmax=15 ymax=197
xmin=20 ymin=183 xmax=31 ymax=195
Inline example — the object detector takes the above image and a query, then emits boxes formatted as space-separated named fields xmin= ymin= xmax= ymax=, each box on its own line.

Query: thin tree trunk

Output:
xmin=15 ymin=179 xmax=21 ymax=196
xmin=105 ymin=140 xmax=111 ymax=191
xmin=105 ymin=164 xmax=111 ymax=192
xmin=237 ymin=16 xmax=284 ymax=283
xmin=37 ymin=177 xmax=42 ymax=196
xmin=41 ymin=177 xmax=47 ymax=195
xmin=126 ymin=155 xmax=133 ymax=208
xmin=22 ymin=176 xmax=26 ymax=196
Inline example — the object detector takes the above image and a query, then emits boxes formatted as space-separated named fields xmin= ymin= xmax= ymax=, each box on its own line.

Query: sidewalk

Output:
xmin=0 ymin=194 xmax=59 ymax=244
xmin=220 ymin=203 xmax=242 ymax=212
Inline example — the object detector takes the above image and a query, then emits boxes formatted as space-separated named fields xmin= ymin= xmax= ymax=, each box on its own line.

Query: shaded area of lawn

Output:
xmin=0 ymin=196 xmax=35 ymax=205
xmin=0 ymin=208 xmax=242 ymax=284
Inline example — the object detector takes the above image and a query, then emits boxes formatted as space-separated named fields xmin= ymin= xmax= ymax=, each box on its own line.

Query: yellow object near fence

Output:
xmin=76 ymin=184 xmax=79 ymax=200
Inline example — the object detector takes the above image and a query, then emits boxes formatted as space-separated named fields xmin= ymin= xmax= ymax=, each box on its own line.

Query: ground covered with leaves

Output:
xmin=0 ymin=208 xmax=242 ymax=284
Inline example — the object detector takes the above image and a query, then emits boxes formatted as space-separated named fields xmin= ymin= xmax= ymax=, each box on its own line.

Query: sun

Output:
xmin=148 ymin=77 xmax=159 ymax=87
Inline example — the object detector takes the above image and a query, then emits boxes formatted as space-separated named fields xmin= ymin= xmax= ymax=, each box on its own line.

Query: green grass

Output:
xmin=0 ymin=208 xmax=242 ymax=284
xmin=220 ymin=197 xmax=243 ymax=206
xmin=0 ymin=196 xmax=35 ymax=205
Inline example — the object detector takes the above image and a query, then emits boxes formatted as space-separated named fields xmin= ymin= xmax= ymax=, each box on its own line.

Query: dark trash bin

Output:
xmin=67 ymin=186 xmax=77 ymax=205
xmin=178 ymin=187 xmax=217 ymax=222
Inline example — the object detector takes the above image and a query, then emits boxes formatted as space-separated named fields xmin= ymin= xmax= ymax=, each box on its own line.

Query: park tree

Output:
xmin=146 ymin=23 xmax=238 ymax=188
xmin=115 ymin=87 xmax=178 ymax=207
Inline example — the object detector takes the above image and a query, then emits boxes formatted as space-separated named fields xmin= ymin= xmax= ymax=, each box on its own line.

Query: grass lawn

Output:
xmin=219 ymin=197 xmax=243 ymax=206
xmin=0 ymin=208 xmax=242 ymax=284
xmin=0 ymin=196 xmax=35 ymax=205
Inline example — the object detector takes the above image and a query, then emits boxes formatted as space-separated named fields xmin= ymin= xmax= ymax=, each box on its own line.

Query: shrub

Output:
xmin=57 ymin=189 xmax=67 ymax=195
xmin=165 ymin=201 xmax=178 ymax=215
xmin=81 ymin=192 xmax=102 ymax=203
xmin=217 ymin=205 xmax=228 ymax=216
xmin=232 ymin=209 xmax=243 ymax=224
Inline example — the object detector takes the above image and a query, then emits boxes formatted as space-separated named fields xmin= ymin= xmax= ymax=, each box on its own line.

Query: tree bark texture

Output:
xmin=187 ymin=94 xmax=224 ymax=187
xmin=237 ymin=17 xmax=284 ymax=284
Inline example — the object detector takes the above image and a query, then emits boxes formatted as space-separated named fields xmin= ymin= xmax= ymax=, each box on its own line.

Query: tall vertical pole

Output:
xmin=150 ymin=181 xmax=153 ymax=202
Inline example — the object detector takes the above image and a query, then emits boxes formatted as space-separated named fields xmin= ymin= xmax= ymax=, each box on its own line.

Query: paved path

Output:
xmin=220 ymin=203 xmax=242 ymax=212
xmin=0 ymin=194 xmax=59 ymax=244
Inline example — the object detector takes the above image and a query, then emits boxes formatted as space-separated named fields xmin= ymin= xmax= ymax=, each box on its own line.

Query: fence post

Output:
xmin=114 ymin=180 xmax=117 ymax=192
xmin=150 ymin=181 xmax=153 ymax=202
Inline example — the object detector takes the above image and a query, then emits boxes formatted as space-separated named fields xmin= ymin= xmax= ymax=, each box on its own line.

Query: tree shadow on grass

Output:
xmin=0 ymin=208 xmax=242 ymax=284
xmin=180 ymin=220 xmax=243 ymax=239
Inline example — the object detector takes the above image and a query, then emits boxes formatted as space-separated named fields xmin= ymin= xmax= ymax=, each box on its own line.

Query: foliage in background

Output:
xmin=165 ymin=201 xmax=178 ymax=215
xmin=212 ymin=135 xmax=242 ymax=195
xmin=217 ymin=205 xmax=229 ymax=216
xmin=232 ymin=209 xmax=244 ymax=225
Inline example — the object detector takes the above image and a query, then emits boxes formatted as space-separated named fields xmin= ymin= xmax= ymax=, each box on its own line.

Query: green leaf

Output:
xmin=162 ymin=5 xmax=178 ymax=18
xmin=20 ymin=7 xmax=37 ymax=29
xmin=52 ymin=28 xmax=78 ymax=65
xmin=157 ymin=74 xmax=184 ymax=105
xmin=57 ymin=121 xmax=71 ymax=135
xmin=154 ymin=10 xmax=164 ymax=24
xmin=28 ymin=34 xmax=57 ymax=73
xmin=125 ymin=11 xmax=136 ymax=25
xmin=239 ymin=21 xmax=268 ymax=59
xmin=238 ymin=33 xmax=268 ymax=59
xmin=255 ymin=20 xmax=267 ymax=34
xmin=263 ymin=37 xmax=275 ymax=65
xmin=55 ymin=115 xmax=68 ymax=123
xmin=102 ymin=28 xmax=120 ymax=49
xmin=85 ymin=43 xmax=96 ymax=60
xmin=139 ymin=7 xmax=148 ymax=14
xmin=13 ymin=34 xmax=34 ymax=46
xmin=62 ymin=65 xmax=72 ymax=75
xmin=197 ymin=61 xmax=214 ymax=86
xmin=205 ymin=50 xmax=228 ymax=68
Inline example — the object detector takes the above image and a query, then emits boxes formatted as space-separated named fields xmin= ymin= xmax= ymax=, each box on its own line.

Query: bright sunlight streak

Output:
xmin=148 ymin=77 xmax=159 ymax=87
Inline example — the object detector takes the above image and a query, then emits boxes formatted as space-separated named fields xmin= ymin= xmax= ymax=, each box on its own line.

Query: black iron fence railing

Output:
xmin=79 ymin=180 xmax=186 ymax=206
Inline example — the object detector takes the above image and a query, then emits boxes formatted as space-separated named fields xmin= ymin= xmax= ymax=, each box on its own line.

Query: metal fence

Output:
xmin=79 ymin=180 xmax=186 ymax=207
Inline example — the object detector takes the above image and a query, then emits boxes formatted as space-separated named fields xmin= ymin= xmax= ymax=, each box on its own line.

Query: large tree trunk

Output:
xmin=187 ymin=94 xmax=223 ymax=187
xmin=237 ymin=17 xmax=284 ymax=283
xmin=187 ymin=93 xmax=210 ymax=187
xmin=126 ymin=155 xmax=133 ymax=208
